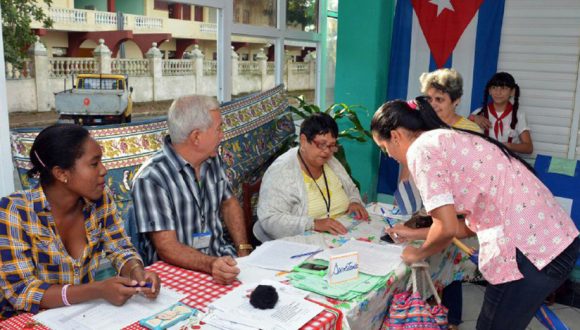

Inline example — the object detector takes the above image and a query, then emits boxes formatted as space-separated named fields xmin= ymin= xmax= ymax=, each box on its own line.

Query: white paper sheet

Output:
xmin=33 ymin=286 xmax=185 ymax=330
xmin=316 ymin=239 xmax=404 ymax=276
xmin=236 ymin=256 xmax=289 ymax=283
xmin=366 ymin=202 xmax=412 ymax=221
xmin=242 ymin=240 xmax=323 ymax=271
xmin=205 ymin=280 xmax=322 ymax=330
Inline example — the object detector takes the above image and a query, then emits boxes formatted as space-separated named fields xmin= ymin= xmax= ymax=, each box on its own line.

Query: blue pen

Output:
xmin=290 ymin=249 xmax=324 ymax=259
xmin=125 ymin=282 xmax=153 ymax=288
xmin=381 ymin=208 xmax=398 ymax=238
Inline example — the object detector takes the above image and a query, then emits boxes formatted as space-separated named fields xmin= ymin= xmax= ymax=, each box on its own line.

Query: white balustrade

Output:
xmin=239 ymin=61 xmax=261 ymax=75
xmin=203 ymin=60 xmax=217 ymax=75
xmin=292 ymin=62 xmax=310 ymax=74
xmin=49 ymin=58 xmax=96 ymax=78
xmin=162 ymin=59 xmax=195 ymax=76
xmin=95 ymin=12 xmax=117 ymax=25
xmin=111 ymin=59 xmax=150 ymax=76
xmin=49 ymin=7 xmax=87 ymax=24
xmin=5 ymin=60 xmax=33 ymax=80
xmin=134 ymin=16 xmax=163 ymax=29
xmin=266 ymin=62 xmax=275 ymax=74
xmin=200 ymin=23 xmax=217 ymax=33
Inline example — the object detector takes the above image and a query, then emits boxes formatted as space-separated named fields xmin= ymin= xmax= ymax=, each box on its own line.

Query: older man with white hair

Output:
xmin=132 ymin=95 xmax=250 ymax=285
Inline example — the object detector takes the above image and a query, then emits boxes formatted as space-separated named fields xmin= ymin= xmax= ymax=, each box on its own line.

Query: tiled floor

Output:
xmin=460 ymin=283 xmax=580 ymax=329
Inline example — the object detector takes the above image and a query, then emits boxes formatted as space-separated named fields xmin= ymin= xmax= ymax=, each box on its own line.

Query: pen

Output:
xmin=381 ymin=208 xmax=398 ymax=238
xmin=124 ymin=282 xmax=153 ymax=288
xmin=290 ymin=249 xmax=324 ymax=259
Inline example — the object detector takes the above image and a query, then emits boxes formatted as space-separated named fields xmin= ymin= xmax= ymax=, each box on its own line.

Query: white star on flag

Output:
xmin=429 ymin=0 xmax=455 ymax=16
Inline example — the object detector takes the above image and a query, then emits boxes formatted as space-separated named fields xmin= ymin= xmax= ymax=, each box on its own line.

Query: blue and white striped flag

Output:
xmin=378 ymin=0 xmax=505 ymax=196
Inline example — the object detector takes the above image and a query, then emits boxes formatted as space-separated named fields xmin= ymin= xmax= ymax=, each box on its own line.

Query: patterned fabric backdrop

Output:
xmin=10 ymin=84 xmax=295 ymax=221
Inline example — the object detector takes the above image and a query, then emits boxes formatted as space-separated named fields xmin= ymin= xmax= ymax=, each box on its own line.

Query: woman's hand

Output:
xmin=401 ymin=246 xmax=423 ymax=265
xmin=346 ymin=202 xmax=369 ymax=221
xmin=314 ymin=218 xmax=348 ymax=235
xmin=385 ymin=223 xmax=426 ymax=242
xmin=471 ymin=114 xmax=491 ymax=130
xmin=130 ymin=266 xmax=161 ymax=299
xmin=99 ymin=276 xmax=140 ymax=306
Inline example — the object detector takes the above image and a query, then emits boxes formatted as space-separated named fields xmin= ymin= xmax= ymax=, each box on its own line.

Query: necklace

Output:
xmin=298 ymin=150 xmax=331 ymax=218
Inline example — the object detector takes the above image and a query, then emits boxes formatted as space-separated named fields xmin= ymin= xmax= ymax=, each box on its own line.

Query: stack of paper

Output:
xmin=287 ymin=272 xmax=388 ymax=301
xmin=33 ymin=286 xmax=186 ymax=330
xmin=203 ymin=280 xmax=324 ymax=330
xmin=316 ymin=239 xmax=404 ymax=276
xmin=242 ymin=240 xmax=324 ymax=272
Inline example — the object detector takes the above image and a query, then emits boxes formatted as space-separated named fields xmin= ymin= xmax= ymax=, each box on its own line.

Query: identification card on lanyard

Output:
xmin=192 ymin=231 xmax=212 ymax=250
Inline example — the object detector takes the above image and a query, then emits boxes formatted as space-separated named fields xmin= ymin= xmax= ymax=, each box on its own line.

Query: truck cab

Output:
xmin=56 ymin=74 xmax=133 ymax=125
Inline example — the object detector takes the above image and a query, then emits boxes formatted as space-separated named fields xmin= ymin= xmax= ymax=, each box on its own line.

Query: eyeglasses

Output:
xmin=311 ymin=140 xmax=339 ymax=153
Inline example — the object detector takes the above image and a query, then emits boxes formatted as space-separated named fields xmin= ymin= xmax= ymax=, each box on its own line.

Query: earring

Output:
xmin=63 ymin=178 xmax=68 ymax=184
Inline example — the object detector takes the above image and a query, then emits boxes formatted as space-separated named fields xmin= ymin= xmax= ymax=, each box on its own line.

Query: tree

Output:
xmin=287 ymin=0 xmax=318 ymax=31
xmin=1 ymin=0 xmax=53 ymax=67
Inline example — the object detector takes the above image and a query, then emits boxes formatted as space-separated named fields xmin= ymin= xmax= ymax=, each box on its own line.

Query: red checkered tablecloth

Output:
xmin=0 ymin=261 xmax=342 ymax=330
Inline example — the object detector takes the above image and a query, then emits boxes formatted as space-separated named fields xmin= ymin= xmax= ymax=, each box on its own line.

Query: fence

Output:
xmin=6 ymin=40 xmax=315 ymax=112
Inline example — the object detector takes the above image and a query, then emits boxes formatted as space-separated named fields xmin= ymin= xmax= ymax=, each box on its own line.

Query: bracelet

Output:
xmin=127 ymin=262 xmax=143 ymax=278
xmin=238 ymin=243 xmax=253 ymax=251
xmin=61 ymin=284 xmax=71 ymax=306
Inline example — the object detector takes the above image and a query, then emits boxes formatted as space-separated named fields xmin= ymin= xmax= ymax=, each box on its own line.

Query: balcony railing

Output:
xmin=134 ymin=16 xmax=163 ymax=30
xmin=95 ymin=12 xmax=128 ymax=26
xmin=200 ymin=23 xmax=217 ymax=33
xmin=49 ymin=7 xmax=87 ymax=24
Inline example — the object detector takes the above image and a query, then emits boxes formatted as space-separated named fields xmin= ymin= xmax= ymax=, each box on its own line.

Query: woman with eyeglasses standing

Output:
xmin=253 ymin=112 xmax=368 ymax=242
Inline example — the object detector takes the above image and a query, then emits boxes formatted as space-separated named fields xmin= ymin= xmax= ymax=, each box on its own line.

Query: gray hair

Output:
xmin=419 ymin=68 xmax=463 ymax=102
xmin=168 ymin=95 xmax=219 ymax=144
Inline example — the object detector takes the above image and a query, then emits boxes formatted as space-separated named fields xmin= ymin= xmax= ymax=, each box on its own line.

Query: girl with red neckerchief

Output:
xmin=470 ymin=72 xmax=534 ymax=154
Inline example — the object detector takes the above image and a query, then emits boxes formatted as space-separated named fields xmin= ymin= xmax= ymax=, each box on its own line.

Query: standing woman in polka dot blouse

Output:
xmin=372 ymin=97 xmax=579 ymax=329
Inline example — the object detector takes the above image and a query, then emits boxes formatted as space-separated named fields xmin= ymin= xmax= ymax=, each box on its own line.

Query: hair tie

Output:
xmin=34 ymin=150 xmax=46 ymax=168
xmin=407 ymin=100 xmax=418 ymax=110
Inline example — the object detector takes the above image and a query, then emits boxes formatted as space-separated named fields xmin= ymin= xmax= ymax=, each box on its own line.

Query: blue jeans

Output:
xmin=442 ymin=280 xmax=463 ymax=325
xmin=476 ymin=237 xmax=580 ymax=330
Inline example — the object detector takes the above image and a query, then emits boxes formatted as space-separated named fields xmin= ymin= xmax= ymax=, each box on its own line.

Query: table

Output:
xmin=283 ymin=213 xmax=479 ymax=330
xmin=0 ymin=262 xmax=342 ymax=330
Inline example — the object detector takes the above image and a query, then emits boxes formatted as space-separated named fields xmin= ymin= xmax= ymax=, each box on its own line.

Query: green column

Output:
xmin=334 ymin=0 xmax=395 ymax=202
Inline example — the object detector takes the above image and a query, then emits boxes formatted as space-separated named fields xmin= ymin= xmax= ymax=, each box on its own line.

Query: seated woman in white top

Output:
xmin=253 ymin=113 xmax=368 ymax=242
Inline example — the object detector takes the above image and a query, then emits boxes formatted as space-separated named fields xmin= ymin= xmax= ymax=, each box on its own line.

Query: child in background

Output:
xmin=470 ymin=72 xmax=533 ymax=154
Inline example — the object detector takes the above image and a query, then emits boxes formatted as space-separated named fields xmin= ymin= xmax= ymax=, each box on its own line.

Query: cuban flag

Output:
xmin=378 ymin=0 xmax=506 ymax=196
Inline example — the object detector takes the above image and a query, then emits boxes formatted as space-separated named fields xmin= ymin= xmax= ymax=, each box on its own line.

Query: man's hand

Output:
xmin=211 ymin=256 xmax=240 ymax=285
xmin=346 ymin=202 xmax=369 ymax=221
xmin=314 ymin=218 xmax=348 ymax=235
xmin=471 ymin=114 xmax=491 ymax=130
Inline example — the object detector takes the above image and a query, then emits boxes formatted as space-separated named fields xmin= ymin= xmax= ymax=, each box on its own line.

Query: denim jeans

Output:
xmin=442 ymin=280 xmax=463 ymax=325
xmin=476 ymin=237 xmax=580 ymax=330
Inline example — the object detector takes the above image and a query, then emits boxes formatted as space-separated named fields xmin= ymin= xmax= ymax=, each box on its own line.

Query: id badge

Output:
xmin=192 ymin=231 xmax=212 ymax=250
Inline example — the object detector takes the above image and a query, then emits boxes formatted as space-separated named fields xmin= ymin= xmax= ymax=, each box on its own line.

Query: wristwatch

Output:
xmin=238 ymin=243 xmax=253 ymax=251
